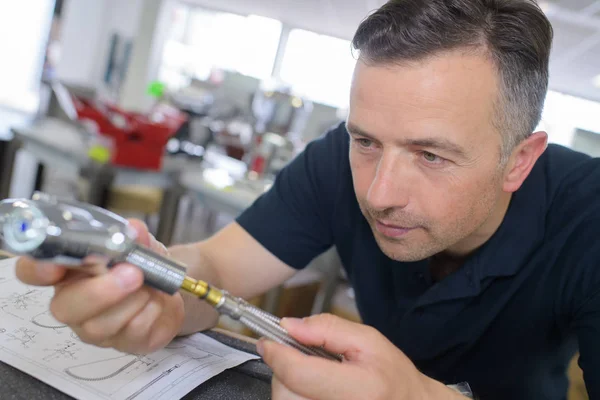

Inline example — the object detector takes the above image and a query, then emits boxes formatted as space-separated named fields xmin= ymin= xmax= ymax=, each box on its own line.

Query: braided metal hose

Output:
xmin=217 ymin=293 xmax=343 ymax=362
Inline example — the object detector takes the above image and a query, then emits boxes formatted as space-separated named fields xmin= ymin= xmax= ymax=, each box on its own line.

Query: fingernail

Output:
xmin=113 ymin=265 xmax=140 ymax=291
xmin=256 ymin=338 xmax=265 ymax=356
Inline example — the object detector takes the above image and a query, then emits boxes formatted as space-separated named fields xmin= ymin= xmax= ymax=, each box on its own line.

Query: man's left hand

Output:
xmin=257 ymin=314 xmax=467 ymax=400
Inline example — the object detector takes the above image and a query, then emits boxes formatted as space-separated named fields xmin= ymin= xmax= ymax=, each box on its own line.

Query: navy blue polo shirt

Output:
xmin=236 ymin=122 xmax=600 ymax=400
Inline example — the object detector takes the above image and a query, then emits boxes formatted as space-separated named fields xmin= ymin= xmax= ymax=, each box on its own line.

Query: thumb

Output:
xmin=127 ymin=219 xmax=169 ymax=255
xmin=281 ymin=313 xmax=378 ymax=360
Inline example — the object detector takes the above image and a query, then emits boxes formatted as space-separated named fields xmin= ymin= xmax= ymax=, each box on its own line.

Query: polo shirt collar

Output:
xmin=474 ymin=157 xmax=547 ymax=281
xmin=413 ymin=154 xmax=548 ymax=308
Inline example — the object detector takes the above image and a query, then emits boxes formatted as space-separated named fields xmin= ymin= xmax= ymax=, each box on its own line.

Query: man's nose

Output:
xmin=366 ymin=153 xmax=411 ymax=211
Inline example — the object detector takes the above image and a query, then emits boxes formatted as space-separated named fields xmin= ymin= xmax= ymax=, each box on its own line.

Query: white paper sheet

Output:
xmin=0 ymin=258 xmax=259 ymax=400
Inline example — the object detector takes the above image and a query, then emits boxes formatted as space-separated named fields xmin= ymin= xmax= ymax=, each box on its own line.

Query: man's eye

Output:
xmin=356 ymin=138 xmax=373 ymax=148
xmin=422 ymin=151 xmax=443 ymax=163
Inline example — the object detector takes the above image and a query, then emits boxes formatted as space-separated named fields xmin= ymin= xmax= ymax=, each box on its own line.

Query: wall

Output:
xmin=91 ymin=0 xmax=145 ymax=95
xmin=0 ymin=0 xmax=55 ymax=112
xmin=56 ymin=0 xmax=173 ymax=111
xmin=55 ymin=0 xmax=107 ymax=87
xmin=119 ymin=0 xmax=171 ymax=111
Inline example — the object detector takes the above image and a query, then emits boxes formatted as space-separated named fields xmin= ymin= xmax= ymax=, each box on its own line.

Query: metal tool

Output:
xmin=0 ymin=192 xmax=341 ymax=362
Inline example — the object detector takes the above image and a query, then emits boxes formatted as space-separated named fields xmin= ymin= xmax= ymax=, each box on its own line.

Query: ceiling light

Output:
xmin=593 ymin=74 xmax=600 ymax=88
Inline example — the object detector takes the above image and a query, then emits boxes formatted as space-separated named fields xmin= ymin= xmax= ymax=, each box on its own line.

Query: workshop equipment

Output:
xmin=72 ymin=97 xmax=186 ymax=171
xmin=0 ymin=192 xmax=342 ymax=362
xmin=251 ymin=86 xmax=313 ymax=137
xmin=245 ymin=132 xmax=296 ymax=180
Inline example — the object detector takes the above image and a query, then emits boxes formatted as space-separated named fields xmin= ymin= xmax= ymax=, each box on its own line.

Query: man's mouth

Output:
xmin=374 ymin=220 xmax=416 ymax=238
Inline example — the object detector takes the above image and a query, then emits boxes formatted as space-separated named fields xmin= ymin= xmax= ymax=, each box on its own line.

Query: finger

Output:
xmin=128 ymin=219 xmax=152 ymax=247
xmin=111 ymin=292 xmax=183 ymax=354
xmin=260 ymin=339 xmax=364 ymax=400
xmin=15 ymin=256 xmax=67 ymax=286
xmin=76 ymin=289 xmax=152 ymax=345
xmin=144 ymin=292 xmax=185 ymax=352
xmin=281 ymin=314 xmax=382 ymax=359
xmin=55 ymin=269 xmax=93 ymax=288
xmin=272 ymin=376 xmax=310 ymax=400
xmin=128 ymin=218 xmax=168 ymax=255
xmin=49 ymin=263 xmax=144 ymax=325
xmin=111 ymin=294 xmax=165 ymax=353
xmin=148 ymin=232 xmax=169 ymax=255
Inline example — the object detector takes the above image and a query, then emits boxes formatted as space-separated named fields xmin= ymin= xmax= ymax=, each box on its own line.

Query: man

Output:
xmin=15 ymin=0 xmax=600 ymax=399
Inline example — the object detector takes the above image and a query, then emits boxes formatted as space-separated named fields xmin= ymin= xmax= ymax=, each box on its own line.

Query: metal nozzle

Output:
xmin=0 ymin=193 xmax=187 ymax=294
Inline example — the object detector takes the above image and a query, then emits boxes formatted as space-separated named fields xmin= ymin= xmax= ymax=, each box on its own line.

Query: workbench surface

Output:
xmin=0 ymin=330 xmax=272 ymax=400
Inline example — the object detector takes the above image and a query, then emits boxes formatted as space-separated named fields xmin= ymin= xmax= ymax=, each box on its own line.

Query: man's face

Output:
xmin=348 ymin=51 xmax=508 ymax=261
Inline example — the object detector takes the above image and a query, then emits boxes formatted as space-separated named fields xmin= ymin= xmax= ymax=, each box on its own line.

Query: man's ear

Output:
xmin=503 ymin=131 xmax=548 ymax=193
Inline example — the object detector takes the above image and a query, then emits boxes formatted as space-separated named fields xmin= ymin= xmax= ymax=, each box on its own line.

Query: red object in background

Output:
xmin=72 ymin=97 xmax=187 ymax=170
xmin=249 ymin=155 xmax=266 ymax=175
xmin=247 ymin=134 xmax=267 ymax=175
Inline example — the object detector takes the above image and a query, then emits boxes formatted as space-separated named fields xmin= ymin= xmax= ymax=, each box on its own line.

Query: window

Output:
xmin=159 ymin=6 xmax=282 ymax=88
xmin=538 ymin=90 xmax=600 ymax=147
xmin=158 ymin=4 xmax=193 ymax=89
xmin=279 ymin=29 xmax=357 ymax=109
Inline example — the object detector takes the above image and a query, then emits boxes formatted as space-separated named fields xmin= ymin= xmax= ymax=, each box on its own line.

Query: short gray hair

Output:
xmin=352 ymin=0 xmax=553 ymax=163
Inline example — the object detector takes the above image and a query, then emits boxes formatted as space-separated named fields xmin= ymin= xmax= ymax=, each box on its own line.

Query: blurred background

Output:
xmin=0 ymin=1 xmax=597 ymax=398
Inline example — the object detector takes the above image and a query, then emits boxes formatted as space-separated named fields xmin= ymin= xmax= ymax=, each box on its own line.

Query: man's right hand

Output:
xmin=14 ymin=219 xmax=185 ymax=355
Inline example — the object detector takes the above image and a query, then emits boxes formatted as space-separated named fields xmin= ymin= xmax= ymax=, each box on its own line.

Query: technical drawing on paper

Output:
xmin=126 ymin=354 xmax=211 ymax=400
xmin=60 ymin=346 xmax=218 ymax=398
xmin=0 ymin=289 xmax=48 ymax=320
xmin=64 ymin=354 xmax=155 ymax=382
xmin=31 ymin=310 xmax=67 ymax=331
xmin=0 ymin=276 xmax=17 ymax=288
xmin=5 ymin=327 xmax=39 ymax=348
xmin=43 ymin=339 xmax=81 ymax=362
xmin=0 ymin=257 xmax=259 ymax=400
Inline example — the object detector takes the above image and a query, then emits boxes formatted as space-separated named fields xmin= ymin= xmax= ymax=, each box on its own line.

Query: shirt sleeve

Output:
xmin=235 ymin=122 xmax=346 ymax=269
xmin=552 ymin=159 xmax=600 ymax=399
xmin=564 ymin=219 xmax=600 ymax=399
xmin=574 ymin=288 xmax=600 ymax=399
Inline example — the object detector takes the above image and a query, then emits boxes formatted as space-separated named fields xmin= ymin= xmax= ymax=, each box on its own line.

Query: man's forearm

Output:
xmin=164 ymin=222 xmax=298 ymax=336
xmin=167 ymin=242 xmax=221 ymax=335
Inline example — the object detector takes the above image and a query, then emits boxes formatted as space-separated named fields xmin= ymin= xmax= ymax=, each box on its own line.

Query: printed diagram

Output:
xmin=0 ymin=289 xmax=48 ymax=320
xmin=126 ymin=354 xmax=210 ymax=400
xmin=64 ymin=354 xmax=155 ymax=382
xmin=62 ymin=345 xmax=214 ymax=399
xmin=0 ymin=276 xmax=16 ymax=288
xmin=43 ymin=340 xmax=81 ymax=362
xmin=2 ymin=289 xmax=42 ymax=310
xmin=0 ymin=258 xmax=259 ymax=400
xmin=5 ymin=327 xmax=39 ymax=348
xmin=31 ymin=310 xmax=67 ymax=332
